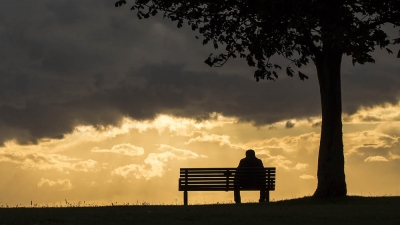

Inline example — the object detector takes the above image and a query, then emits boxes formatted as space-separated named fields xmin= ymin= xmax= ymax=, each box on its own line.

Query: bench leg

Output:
xmin=184 ymin=191 xmax=188 ymax=206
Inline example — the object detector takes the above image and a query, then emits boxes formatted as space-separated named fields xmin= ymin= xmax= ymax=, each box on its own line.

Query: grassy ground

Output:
xmin=0 ymin=196 xmax=399 ymax=225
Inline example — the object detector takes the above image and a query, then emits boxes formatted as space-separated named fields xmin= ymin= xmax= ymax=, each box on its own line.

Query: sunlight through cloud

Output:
xmin=364 ymin=156 xmax=389 ymax=162
xmin=37 ymin=178 xmax=73 ymax=190
xmin=299 ymin=174 xmax=315 ymax=179
xmin=91 ymin=143 xmax=144 ymax=156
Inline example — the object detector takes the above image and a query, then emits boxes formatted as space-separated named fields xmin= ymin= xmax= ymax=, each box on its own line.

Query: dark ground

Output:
xmin=0 ymin=196 xmax=399 ymax=225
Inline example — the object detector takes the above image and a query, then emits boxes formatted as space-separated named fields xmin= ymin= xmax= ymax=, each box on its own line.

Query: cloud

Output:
xmin=112 ymin=145 xmax=206 ymax=180
xmin=343 ymin=104 xmax=400 ymax=124
xmin=299 ymin=174 xmax=315 ymax=180
xmin=0 ymin=150 xmax=99 ymax=173
xmin=113 ymin=152 xmax=177 ymax=180
xmin=248 ymin=132 xmax=320 ymax=153
xmin=285 ymin=121 xmax=295 ymax=129
xmin=364 ymin=156 xmax=389 ymax=162
xmin=375 ymin=122 xmax=400 ymax=137
xmin=293 ymin=163 xmax=309 ymax=170
xmin=43 ymin=114 xmax=236 ymax=152
xmin=112 ymin=152 xmax=174 ymax=179
xmin=185 ymin=132 xmax=245 ymax=149
xmin=157 ymin=144 xmax=208 ymax=159
xmin=263 ymin=155 xmax=309 ymax=171
xmin=71 ymin=159 xmax=99 ymax=172
xmin=311 ymin=121 xmax=321 ymax=127
xmin=389 ymin=152 xmax=400 ymax=160
xmin=131 ymin=113 xmax=237 ymax=135
xmin=185 ymin=132 xmax=230 ymax=145
xmin=344 ymin=130 xmax=399 ymax=156
xmin=91 ymin=143 xmax=144 ymax=156
xmin=37 ymin=178 xmax=73 ymax=190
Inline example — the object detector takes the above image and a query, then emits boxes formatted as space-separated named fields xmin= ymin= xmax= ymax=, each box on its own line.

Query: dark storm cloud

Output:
xmin=0 ymin=63 xmax=321 ymax=145
xmin=0 ymin=0 xmax=399 ymax=145
xmin=341 ymin=50 xmax=400 ymax=114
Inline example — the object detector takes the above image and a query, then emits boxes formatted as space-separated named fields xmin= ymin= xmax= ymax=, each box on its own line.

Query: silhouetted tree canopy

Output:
xmin=115 ymin=0 xmax=400 ymax=197
xmin=116 ymin=0 xmax=400 ymax=81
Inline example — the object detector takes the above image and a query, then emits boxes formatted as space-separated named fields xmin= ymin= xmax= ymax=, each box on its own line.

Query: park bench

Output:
xmin=178 ymin=167 xmax=276 ymax=205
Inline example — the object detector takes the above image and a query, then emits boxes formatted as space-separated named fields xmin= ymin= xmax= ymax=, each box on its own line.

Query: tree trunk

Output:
xmin=313 ymin=44 xmax=347 ymax=197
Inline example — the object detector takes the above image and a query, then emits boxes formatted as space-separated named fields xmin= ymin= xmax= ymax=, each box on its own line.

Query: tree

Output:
xmin=115 ymin=0 xmax=400 ymax=197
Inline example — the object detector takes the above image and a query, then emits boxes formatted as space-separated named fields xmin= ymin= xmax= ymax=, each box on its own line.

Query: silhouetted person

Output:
xmin=234 ymin=149 xmax=266 ymax=203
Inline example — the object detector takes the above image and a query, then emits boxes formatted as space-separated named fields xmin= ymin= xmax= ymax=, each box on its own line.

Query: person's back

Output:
xmin=234 ymin=149 xmax=266 ymax=203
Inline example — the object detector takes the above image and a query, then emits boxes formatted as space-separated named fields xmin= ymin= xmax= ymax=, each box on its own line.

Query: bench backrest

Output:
xmin=179 ymin=167 xmax=276 ymax=191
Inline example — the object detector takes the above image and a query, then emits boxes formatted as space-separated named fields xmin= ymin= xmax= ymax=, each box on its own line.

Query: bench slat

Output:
xmin=180 ymin=181 xmax=232 ymax=184
xmin=179 ymin=177 xmax=275 ymax=181
xmin=179 ymin=181 xmax=275 ymax=184
xmin=179 ymin=186 xmax=275 ymax=191
xmin=179 ymin=180 xmax=276 ymax=183
xmin=180 ymin=185 xmax=275 ymax=189
xmin=180 ymin=167 xmax=276 ymax=170
xmin=179 ymin=182 xmax=275 ymax=187
xmin=180 ymin=174 xmax=275 ymax=177
xmin=179 ymin=179 xmax=275 ymax=182
xmin=180 ymin=169 xmax=273 ymax=173
xmin=179 ymin=173 xmax=275 ymax=176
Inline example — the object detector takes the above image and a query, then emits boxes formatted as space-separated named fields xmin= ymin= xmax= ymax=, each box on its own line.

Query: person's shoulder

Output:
xmin=237 ymin=158 xmax=246 ymax=167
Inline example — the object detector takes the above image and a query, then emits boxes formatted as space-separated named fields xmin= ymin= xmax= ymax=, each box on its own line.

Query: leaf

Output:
xmin=352 ymin=58 xmax=356 ymax=66
xmin=177 ymin=21 xmax=183 ymax=28
xmin=115 ymin=0 xmax=126 ymax=7
xmin=386 ymin=48 xmax=393 ymax=54
xmin=204 ymin=57 xmax=213 ymax=67
xmin=151 ymin=9 xmax=158 ymax=16
xmin=274 ymin=64 xmax=282 ymax=69
xmin=298 ymin=71 xmax=309 ymax=81
xmin=246 ymin=55 xmax=255 ymax=67
xmin=397 ymin=50 xmax=400 ymax=58
xmin=286 ymin=67 xmax=294 ymax=77
xmin=213 ymin=41 xmax=218 ymax=49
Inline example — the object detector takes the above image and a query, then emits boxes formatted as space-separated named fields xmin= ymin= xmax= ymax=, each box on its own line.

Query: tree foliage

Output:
xmin=116 ymin=0 xmax=400 ymax=81
xmin=115 ymin=0 xmax=400 ymax=197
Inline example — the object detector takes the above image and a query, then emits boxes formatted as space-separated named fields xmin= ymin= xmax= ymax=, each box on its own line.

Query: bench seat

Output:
xmin=179 ymin=167 xmax=276 ymax=205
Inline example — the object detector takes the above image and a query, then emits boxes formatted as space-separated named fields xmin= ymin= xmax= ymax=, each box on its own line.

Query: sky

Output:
xmin=0 ymin=0 xmax=400 ymax=206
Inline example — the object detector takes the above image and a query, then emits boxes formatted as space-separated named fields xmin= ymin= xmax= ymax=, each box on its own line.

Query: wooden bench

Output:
xmin=178 ymin=167 xmax=276 ymax=205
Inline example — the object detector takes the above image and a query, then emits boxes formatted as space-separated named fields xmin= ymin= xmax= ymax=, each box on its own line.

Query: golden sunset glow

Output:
xmin=1 ymin=103 xmax=400 ymax=207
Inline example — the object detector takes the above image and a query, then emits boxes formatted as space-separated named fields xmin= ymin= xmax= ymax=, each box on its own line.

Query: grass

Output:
xmin=0 ymin=196 xmax=399 ymax=225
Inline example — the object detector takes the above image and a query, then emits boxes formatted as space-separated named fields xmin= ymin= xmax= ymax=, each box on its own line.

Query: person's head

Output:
xmin=245 ymin=149 xmax=256 ymax=158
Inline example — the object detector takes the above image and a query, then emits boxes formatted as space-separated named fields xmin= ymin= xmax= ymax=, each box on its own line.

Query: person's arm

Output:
xmin=235 ymin=159 xmax=244 ymax=181
xmin=237 ymin=159 xmax=244 ymax=168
